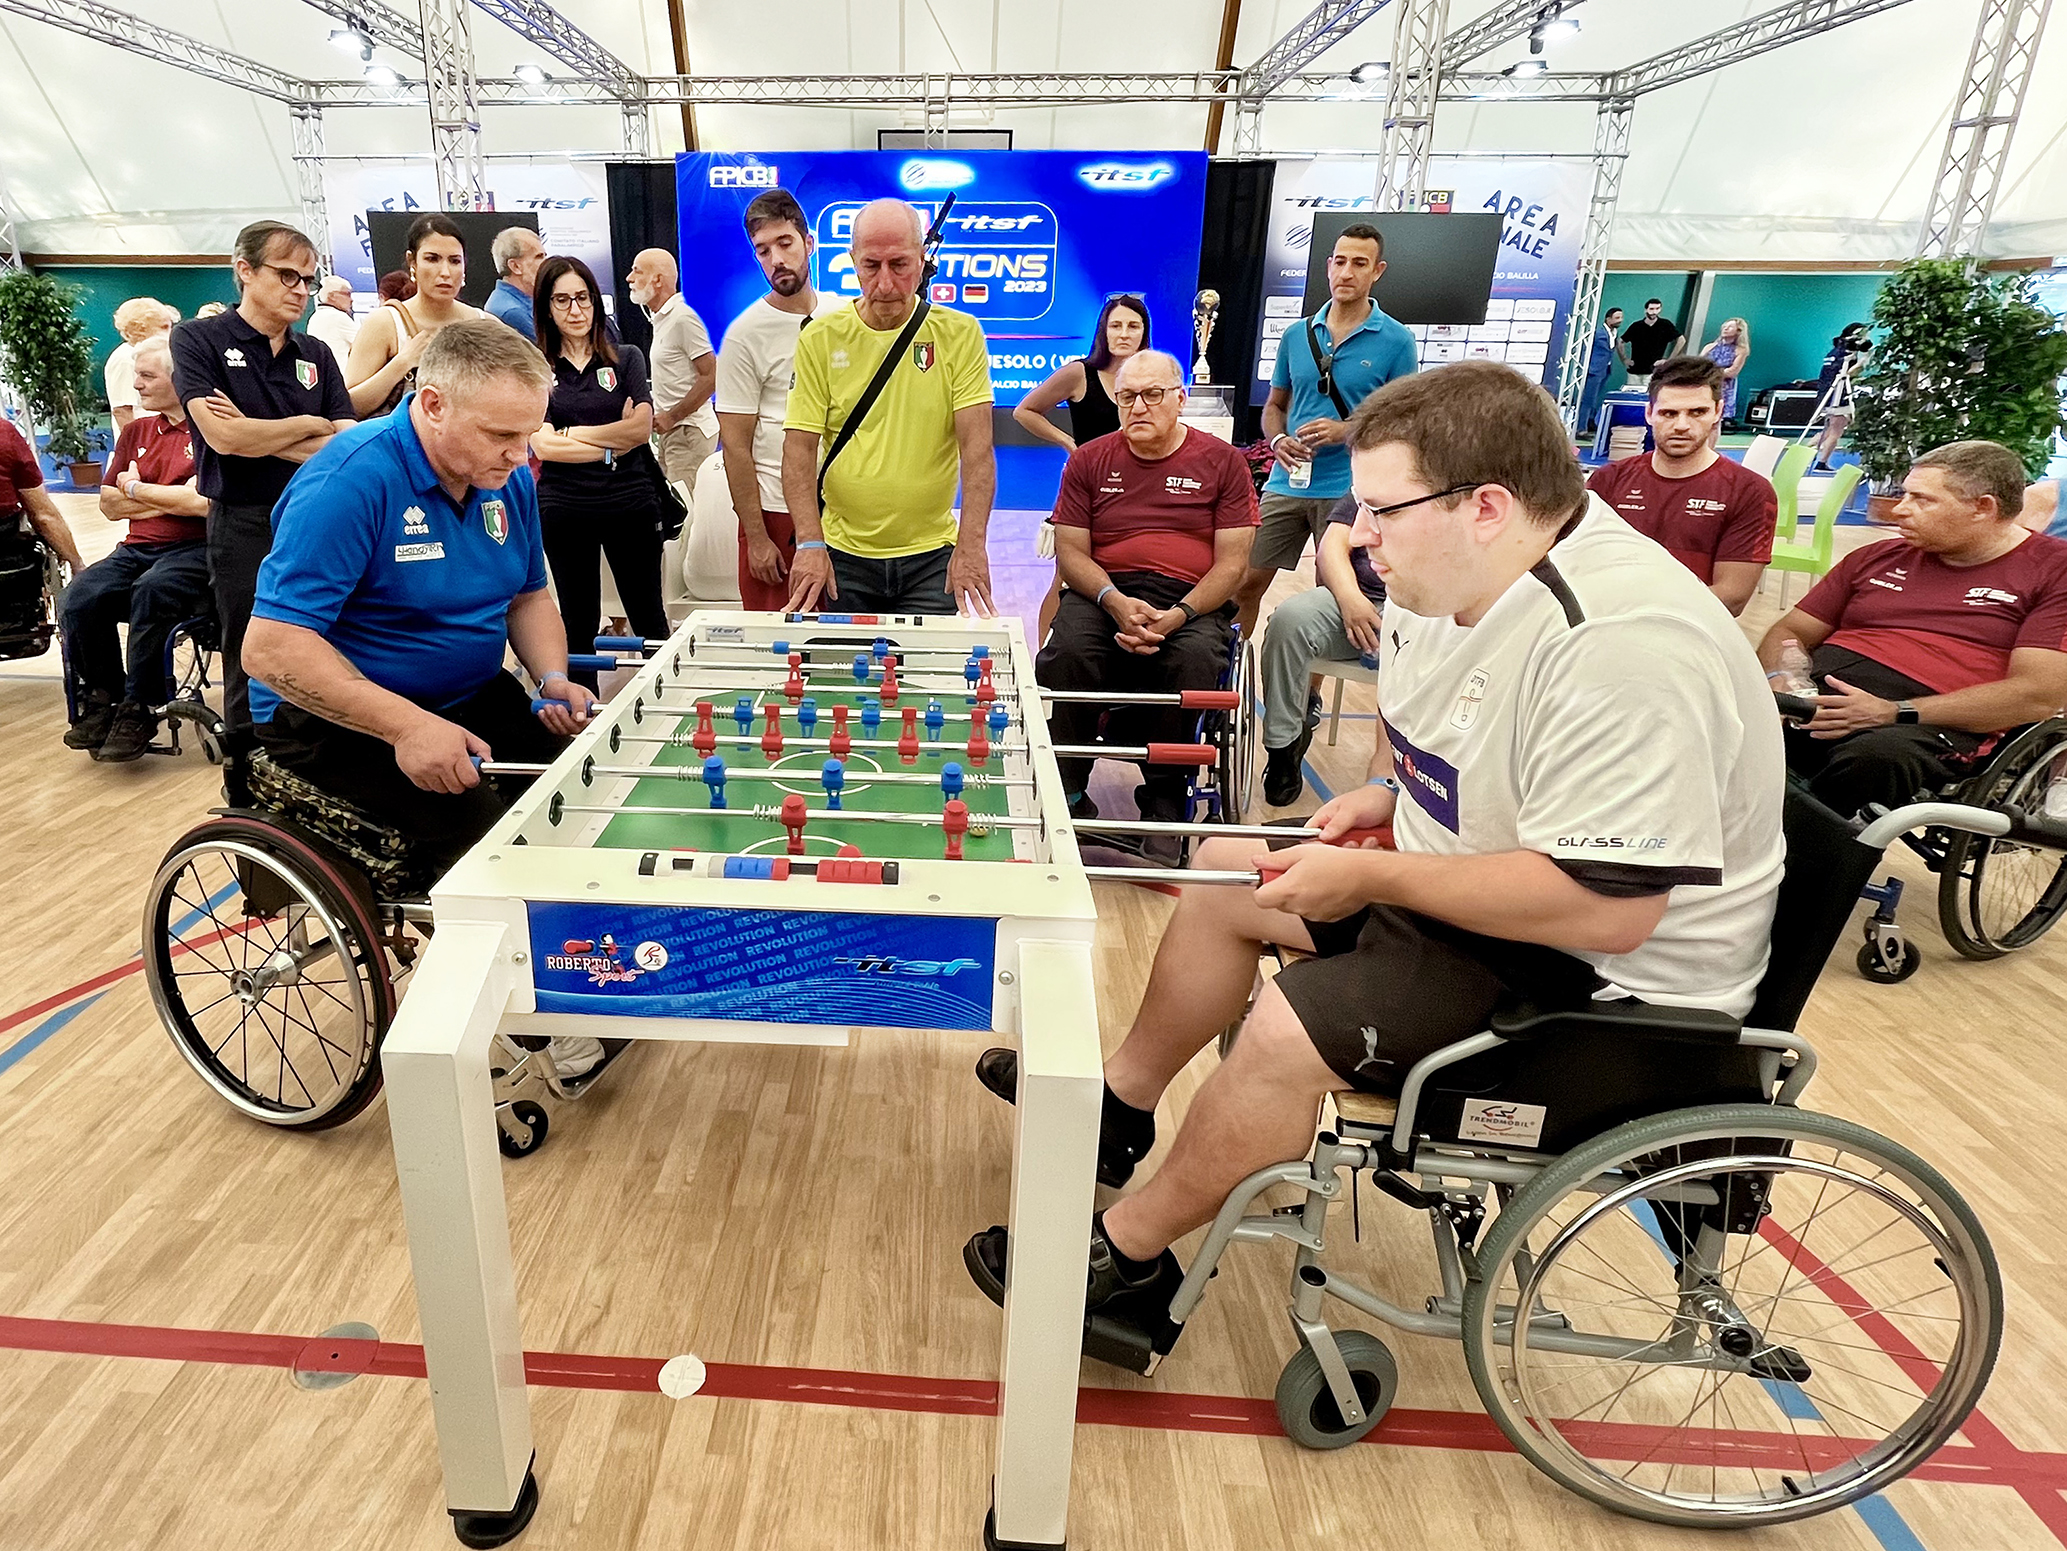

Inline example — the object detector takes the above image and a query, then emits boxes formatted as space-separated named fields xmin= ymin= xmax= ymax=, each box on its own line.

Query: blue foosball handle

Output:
xmin=594 ymin=635 xmax=649 ymax=652
xmin=567 ymin=653 xmax=617 ymax=671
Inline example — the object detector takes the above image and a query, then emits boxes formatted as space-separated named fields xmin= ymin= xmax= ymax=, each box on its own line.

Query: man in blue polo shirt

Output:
xmin=242 ymin=319 xmax=597 ymax=878
xmin=1234 ymin=223 xmax=1416 ymax=641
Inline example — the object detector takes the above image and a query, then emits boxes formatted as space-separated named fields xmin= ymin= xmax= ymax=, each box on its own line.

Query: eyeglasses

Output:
xmin=266 ymin=264 xmax=319 ymax=291
xmin=1115 ymin=386 xmax=1177 ymax=408
xmin=549 ymin=292 xmax=594 ymax=312
xmin=1355 ymin=483 xmax=1482 ymax=522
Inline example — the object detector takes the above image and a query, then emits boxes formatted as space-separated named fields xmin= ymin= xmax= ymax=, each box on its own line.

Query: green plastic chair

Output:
xmin=1770 ymin=462 xmax=1863 ymax=607
xmin=1769 ymin=444 xmax=1816 ymax=540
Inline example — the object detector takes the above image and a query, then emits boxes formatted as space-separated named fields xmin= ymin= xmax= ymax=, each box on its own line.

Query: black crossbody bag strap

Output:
xmin=1305 ymin=314 xmax=1353 ymax=419
xmin=817 ymin=300 xmax=932 ymax=511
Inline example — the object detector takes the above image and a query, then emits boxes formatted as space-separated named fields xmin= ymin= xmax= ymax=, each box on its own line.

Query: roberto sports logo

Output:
xmin=1077 ymin=160 xmax=1177 ymax=189
xmin=709 ymin=162 xmax=778 ymax=188
xmin=833 ymin=955 xmax=982 ymax=977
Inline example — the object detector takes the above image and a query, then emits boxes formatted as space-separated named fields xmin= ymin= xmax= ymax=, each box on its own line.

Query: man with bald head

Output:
xmin=628 ymin=246 xmax=719 ymax=494
xmin=1036 ymin=349 xmax=1258 ymax=855
xmin=783 ymin=197 xmax=996 ymax=615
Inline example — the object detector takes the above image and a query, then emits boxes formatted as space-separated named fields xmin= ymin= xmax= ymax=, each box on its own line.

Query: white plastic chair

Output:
xmin=1312 ymin=656 xmax=1381 ymax=745
xmin=1740 ymin=435 xmax=1787 ymax=482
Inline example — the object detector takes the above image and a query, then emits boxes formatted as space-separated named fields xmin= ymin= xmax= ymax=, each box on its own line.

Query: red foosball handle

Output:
xmin=1176 ymin=690 xmax=1241 ymax=710
xmin=1144 ymin=743 xmax=1218 ymax=765
xmin=1255 ymin=827 xmax=1394 ymax=883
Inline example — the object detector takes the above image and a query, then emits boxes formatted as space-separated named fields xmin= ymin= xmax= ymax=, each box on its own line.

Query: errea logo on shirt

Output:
xmin=223 ymin=348 xmax=246 ymax=368
xmin=402 ymin=505 xmax=430 ymax=536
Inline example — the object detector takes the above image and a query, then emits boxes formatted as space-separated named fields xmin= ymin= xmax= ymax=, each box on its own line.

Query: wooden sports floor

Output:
xmin=2 ymin=501 xmax=2064 ymax=1551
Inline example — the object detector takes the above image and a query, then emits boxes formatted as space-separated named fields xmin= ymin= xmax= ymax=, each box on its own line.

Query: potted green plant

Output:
xmin=0 ymin=267 xmax=102 ymax=487
xmin=1849 ymin=256 xmax=2067 ymax=521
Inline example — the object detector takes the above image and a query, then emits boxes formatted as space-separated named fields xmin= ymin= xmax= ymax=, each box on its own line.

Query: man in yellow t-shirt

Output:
xmin=782 ymin=199 xmax=996 ymax=615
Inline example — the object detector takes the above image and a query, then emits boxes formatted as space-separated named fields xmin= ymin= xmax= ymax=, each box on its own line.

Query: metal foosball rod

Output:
xmin=651 ymin=687 xmax=1021 ymax=728
xmin=567 ymin=760 xmax=1035 ymax=792
xmin=610 ymin=729 xmax=1029 ymax=758
xmin=681 ymin=636 xmax=1006 ymax=663
xmin=550 ymin=800 xmax=1037 ymax=829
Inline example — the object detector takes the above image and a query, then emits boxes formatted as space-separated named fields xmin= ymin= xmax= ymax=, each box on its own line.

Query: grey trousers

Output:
xmin=1259 ymin=585 xmax=1365 ymax=749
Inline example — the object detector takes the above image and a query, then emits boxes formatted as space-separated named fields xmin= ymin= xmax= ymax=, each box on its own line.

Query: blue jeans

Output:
xmin=1580 ymin=370 xmax=1612 ymax=434
xmin=60 ymin=539 xmax=210 ymax=706
xmin=828 ymin=543 xmax=956 ymax=615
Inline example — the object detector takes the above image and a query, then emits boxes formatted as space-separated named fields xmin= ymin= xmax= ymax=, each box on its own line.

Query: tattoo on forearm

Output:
xmin=267 ymin=662 xmax=389 ymax=739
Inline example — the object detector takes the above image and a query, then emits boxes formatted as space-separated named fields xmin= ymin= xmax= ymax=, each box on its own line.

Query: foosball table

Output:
xmin=381 ymin=610 xmax=1113 ymax=1550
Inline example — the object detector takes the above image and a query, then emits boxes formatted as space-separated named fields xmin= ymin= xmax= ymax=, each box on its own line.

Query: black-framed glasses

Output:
xmin=1355 ymin=483 xmax=1481 ymax=522
xmin=549 ymin=292 xmax=594 ymax=312
xmin=1115 ymin=386 xmax=1175 ymax=408
xmin=266 ymin=264 xmax=319 ymax=291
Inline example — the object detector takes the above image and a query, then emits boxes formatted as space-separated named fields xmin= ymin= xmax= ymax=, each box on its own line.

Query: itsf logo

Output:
xmin=1077 ymin=161 xmax=1177 ymax=189
xmin=833 ymin=956 xmax=983 ymax=977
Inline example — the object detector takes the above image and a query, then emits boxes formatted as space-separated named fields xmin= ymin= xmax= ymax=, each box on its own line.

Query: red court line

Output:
xmin=0 ymin=921 xmax=259 ymax=1041
xmin=4 ymin=1312 xmax=2067 ymax=1499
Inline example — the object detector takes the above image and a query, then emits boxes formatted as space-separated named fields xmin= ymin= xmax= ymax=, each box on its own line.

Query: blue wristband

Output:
xmin=1369 ymin=776 xmax=1400 ymax=791
xmin=796 ymin=540 xmax=828 ymax=551
xmin=1095 ymin=584 xmax=1116 ymax=606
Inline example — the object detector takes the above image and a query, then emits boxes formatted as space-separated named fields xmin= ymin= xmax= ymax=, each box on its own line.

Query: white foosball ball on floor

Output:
xmin=382 ymin=609 xmax=1104 ymax=1549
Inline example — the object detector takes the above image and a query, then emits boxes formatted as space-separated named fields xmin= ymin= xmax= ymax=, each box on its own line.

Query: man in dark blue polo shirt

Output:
xmin=172 ymin=219 xmax=355 ymax=735
xmin=1235 ymin=222 xmax=1416 ymax=639
xmin=242 ymin=319 xmax=597 ymax=880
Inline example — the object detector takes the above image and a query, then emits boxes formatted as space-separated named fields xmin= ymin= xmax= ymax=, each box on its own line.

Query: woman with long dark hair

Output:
xmin=346 ymin=213 xmax=481 ymax=417
xmin=1012 ymin=294 xmax=1152 ymax=638
xmin=528 ymin=255 xmax=669 ymax=687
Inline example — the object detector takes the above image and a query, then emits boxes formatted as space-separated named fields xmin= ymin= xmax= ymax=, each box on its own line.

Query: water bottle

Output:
xmin=1775 ymin=638 xmax=1816 ymax=698
xmin=1287 ymin=455 xmax=1312 ymax=490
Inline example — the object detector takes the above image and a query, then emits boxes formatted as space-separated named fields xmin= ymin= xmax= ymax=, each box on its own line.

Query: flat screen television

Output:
xmin=1299 ymin=210 xmax=1503 ymax=325
xmin=365 ymin=210 xmax=540 ymax=311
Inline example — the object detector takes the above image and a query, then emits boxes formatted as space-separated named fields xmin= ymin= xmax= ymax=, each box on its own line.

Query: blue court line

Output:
xmin=1302 ymin=761 xmax=1335 ymax=804
xmin=169 ymin=880 xmax=242 ymax=939
xmin=1627 ymin=1208 xmax=1926 ymax=1549
xmin=0 ymin=992 xmax=109 ymax=1080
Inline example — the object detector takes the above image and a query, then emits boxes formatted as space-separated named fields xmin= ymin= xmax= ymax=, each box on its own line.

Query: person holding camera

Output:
xmin=1812 ymin=322 xmax=1871 ymax=472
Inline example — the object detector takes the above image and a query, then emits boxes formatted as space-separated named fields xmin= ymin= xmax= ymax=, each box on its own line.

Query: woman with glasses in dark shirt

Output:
xmin=529 ymin=255 xmax=670 ymax=688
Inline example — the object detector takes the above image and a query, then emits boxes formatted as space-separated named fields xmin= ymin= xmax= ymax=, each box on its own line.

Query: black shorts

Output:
xmin=1277 ymin=903 xmax=1605 ymax=1095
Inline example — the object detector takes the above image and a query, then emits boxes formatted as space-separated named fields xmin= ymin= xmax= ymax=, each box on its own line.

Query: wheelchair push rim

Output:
xmin=1939 ymin=719 xmax=2067 ymax=958
xmin=144 ymin=826 xmax=393 ymax=1129
xmin=1461 ymin=1103 xmax=2000 ymax=1529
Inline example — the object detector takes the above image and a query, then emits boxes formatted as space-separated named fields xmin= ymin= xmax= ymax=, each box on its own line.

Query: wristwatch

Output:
xmin=1173 ymin=600 xmax=1199 ymax=623
xmin=1894 ymin=701 xmax=1919 ymax=725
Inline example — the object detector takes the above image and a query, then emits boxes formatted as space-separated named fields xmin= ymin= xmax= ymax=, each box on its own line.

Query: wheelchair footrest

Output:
xmin=1082 ymin=1255 xmax=1188 ymax=1375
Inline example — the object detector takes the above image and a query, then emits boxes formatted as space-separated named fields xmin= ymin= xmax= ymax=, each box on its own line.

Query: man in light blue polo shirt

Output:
xmin=485 ymin=226 xmax=544 ymax=341
xmin=243 ymin=319 xmax=597 ymax=878
xmin=1236 ymin=223 xmax=1417 ymax=641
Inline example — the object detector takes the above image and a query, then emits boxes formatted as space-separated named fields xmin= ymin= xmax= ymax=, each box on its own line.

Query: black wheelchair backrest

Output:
xmin=1746 ymin=783 xmax=1885 ymax=1032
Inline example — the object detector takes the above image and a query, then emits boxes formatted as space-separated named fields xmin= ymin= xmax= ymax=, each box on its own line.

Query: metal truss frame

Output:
xmin=1916 ymin=0 xmax=2053 ymax=256
xmin=1552 ymin=97 xmax=1631 ymax=431
xmin=1243 ymin=0 xmax=1393 ymax=98
xmin=289 ymin=103 xmax=332 ymax=263
xmin=0 ymin=178 xmax=20 ymax=272
xmin=1605 ymin=0 xmax=1921 ymax=96
xmin=294 ymin=0 xmax=421 ymax=56
xmin=0 ymin=0 xmax=308 ymax=100
xmin=1374 ymin=0 xmax=1450 ymax=210
xmin=1440 ymin=0 xmax=1555 ymax=67
xmin=419 ymin=0 xmax=487 ymax=209
xmin=469 ymin=0 xmax=638 ymax=91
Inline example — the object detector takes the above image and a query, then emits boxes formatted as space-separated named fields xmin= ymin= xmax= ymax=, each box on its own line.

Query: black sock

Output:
xmin=1101 ymin=1085 xmax=1156 ymax=1149
xmin=1093 ymin=1209 xmax=1160 ymax=1277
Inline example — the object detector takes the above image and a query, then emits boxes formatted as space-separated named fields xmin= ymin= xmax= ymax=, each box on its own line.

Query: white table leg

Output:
xmin=990 ymin=938 xmax=1102 ymax=1550
xmin=382 ymin=919 xmax=536 ymax=1531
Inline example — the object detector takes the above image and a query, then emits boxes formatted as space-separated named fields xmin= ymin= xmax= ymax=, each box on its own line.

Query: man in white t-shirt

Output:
xmin=963 ymin=359 xmax=1785 ymax=1329
xmin=627 ymin=248 xmax=719 ymax=496
xmin=305 ymin=276 xmax=359 ymax=372
xmin=714 ymin=188 xmax=840 ymax=611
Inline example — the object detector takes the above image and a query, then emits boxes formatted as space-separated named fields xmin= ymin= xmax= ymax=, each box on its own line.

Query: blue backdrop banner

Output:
xmin=676 ymin=150 xmax=1209 ymax=511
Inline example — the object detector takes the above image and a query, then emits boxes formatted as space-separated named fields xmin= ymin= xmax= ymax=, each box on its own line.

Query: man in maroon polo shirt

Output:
xmin=1759 ymin=439 xmax=2067 ymax=817
xmin=60 ymin=335 xmax=212 ymax=759
xmin=1035 ymin=349 xmax=1258 ymax=854
xmin=1587 ymin=353 xmax=1777 ymax=615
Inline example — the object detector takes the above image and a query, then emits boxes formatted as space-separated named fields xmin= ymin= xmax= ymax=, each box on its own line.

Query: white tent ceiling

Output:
xmin=1 ymin=0 xmax=2063 ymax=263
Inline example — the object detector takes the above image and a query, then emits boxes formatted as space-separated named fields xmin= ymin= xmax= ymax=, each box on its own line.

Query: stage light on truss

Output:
xmin=363 ymin=62 xmax=401 ymax=87
xmin=328 ymin=24 xmax=373 ymax=62
xmin=1534 ymin=15 xmax=1581 ymax=45
xmin=1347 ymin=61 xmax=1389 ymax=86
xmin=512 ymin=63 xmax=553 ymax=86
xmin=1504 ymin=57 xmax=1550 ymax=77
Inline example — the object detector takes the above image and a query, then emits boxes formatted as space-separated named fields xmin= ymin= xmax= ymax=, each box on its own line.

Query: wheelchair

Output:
xmin=1850 ymin=716 xmax=2067 ymax=981
xmin=1077 ymin=783 xmax=2033 ymax=1529
xmin=141 ymin=741 xmax=621 ymax=1155
xmin=152 ymin=610 xmax=231 ymax=761
xmin=0 ymin=532 xmax=67 ymax=663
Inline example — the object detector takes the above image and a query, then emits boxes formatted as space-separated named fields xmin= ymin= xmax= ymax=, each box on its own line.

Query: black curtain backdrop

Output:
xmin=604 ymin=161 xmax=678 ymax=357
xmin=1197 ymin=159 xmax=1276 ymax=447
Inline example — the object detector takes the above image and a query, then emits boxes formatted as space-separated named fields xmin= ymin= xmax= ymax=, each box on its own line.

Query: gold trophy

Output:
xmin=1192 ymin=289 xmax=1221 ymax=385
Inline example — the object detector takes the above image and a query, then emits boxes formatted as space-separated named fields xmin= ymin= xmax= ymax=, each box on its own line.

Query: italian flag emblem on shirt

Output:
xmin=911 ymin=341 xmax=936 ymax=372
xmin=295 ymin=360 xmax=318 ymax=390
xmin=482 ymin=499 xmax=509 ymax=545
xmin=597 ymin=367 xmax=617 ymax=391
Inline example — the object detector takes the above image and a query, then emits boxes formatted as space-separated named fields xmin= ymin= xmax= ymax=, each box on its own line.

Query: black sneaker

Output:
xmin=974 ymin=1047 xmax=1156 ymax=1188
xmin=962 ymin=1212 xmax=1176 ymax=1316
xmin=1303 ymin=688 xmax=1325 ymax=729
xmin=92 ymin=701 xmax=157 ymax=763
xmin=1262 ymin=739 xmax=1309 ymax=807
xmin=64 ymin=693 xmax=117 ymax=751
xmin=1134 ymin=783 xmax=1188 ymax=866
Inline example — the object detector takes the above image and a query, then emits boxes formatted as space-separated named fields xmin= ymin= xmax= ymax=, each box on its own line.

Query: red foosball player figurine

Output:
xmin=898 ymin=705 xmax=921 ymax=764
xmin=784 ymin=651 xmax=805 ymax=703
xmin=781 ymin=792 xmax=809 ymax=855
xmin=942 ymin=798 xmax=970 ymax=861
xmin=965 ymin=723 xmax=990 ymax=767
xmin=693 ymin=700 xmax=718 ymax=757
xmin=974 ymin=658 xmax=996 ymax=706
xmin=829 ymin=703 xmax=852 ymax=761
xmin=761 ymin=703 xmax=785 ymax=759
xmin=880 ymin=657 xmax=900 ymax=704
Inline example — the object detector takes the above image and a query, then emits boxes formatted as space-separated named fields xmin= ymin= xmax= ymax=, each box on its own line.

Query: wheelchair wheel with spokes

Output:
xmin=1461 ymin=1103 xmax=2000 ymax=1529
xmin=143 ymin=816 xmax=395 ymax=1130
xmin=1938 ymin=719 xmax=2067 ymax=958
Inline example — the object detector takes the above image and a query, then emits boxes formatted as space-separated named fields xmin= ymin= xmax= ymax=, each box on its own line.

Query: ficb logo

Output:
xmin=900 ymin=159 xmax=976 ymax=192
xmin=709 ymin=162 xmax=778 ymax=189
xmin=1077 ymin=161 xmax=1177 ymax=190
